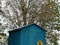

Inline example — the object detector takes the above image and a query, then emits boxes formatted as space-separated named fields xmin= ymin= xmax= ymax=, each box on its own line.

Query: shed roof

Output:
xmin=9 ymin=23 xmax=47 ymax=32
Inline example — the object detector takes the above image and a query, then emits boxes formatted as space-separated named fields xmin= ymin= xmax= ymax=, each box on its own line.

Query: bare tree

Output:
xmin=0 ymin=0 xmax=59 ymax=45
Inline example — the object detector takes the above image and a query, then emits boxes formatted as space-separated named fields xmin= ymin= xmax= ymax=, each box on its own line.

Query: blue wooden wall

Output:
xmin=8 ymin=24 xmax=46 ymax=45
xmin=8 ymin=30 xmax=21 ymax=45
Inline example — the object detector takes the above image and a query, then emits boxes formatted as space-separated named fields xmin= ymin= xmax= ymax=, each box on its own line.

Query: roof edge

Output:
xmin=8 ymin=23 xmax=47 ymax=32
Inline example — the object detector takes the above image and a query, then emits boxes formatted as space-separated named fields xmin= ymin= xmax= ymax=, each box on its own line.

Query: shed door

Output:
xmin=20 ymin=28 xmax=45 ymax=45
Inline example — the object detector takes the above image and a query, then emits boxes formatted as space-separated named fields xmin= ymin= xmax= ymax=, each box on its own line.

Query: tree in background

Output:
xmin=0 ymin=0 xmax=59 ymax=45
xmin=57 ymin=0 xmax=60 ymax=31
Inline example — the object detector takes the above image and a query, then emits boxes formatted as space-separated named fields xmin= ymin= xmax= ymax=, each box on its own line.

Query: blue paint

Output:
xmin=8 ymin=23 xmax=46 ymax=45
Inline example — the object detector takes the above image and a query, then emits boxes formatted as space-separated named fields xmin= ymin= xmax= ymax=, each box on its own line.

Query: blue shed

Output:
xmin=8 ymin=23 xmax=46 ymax=45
